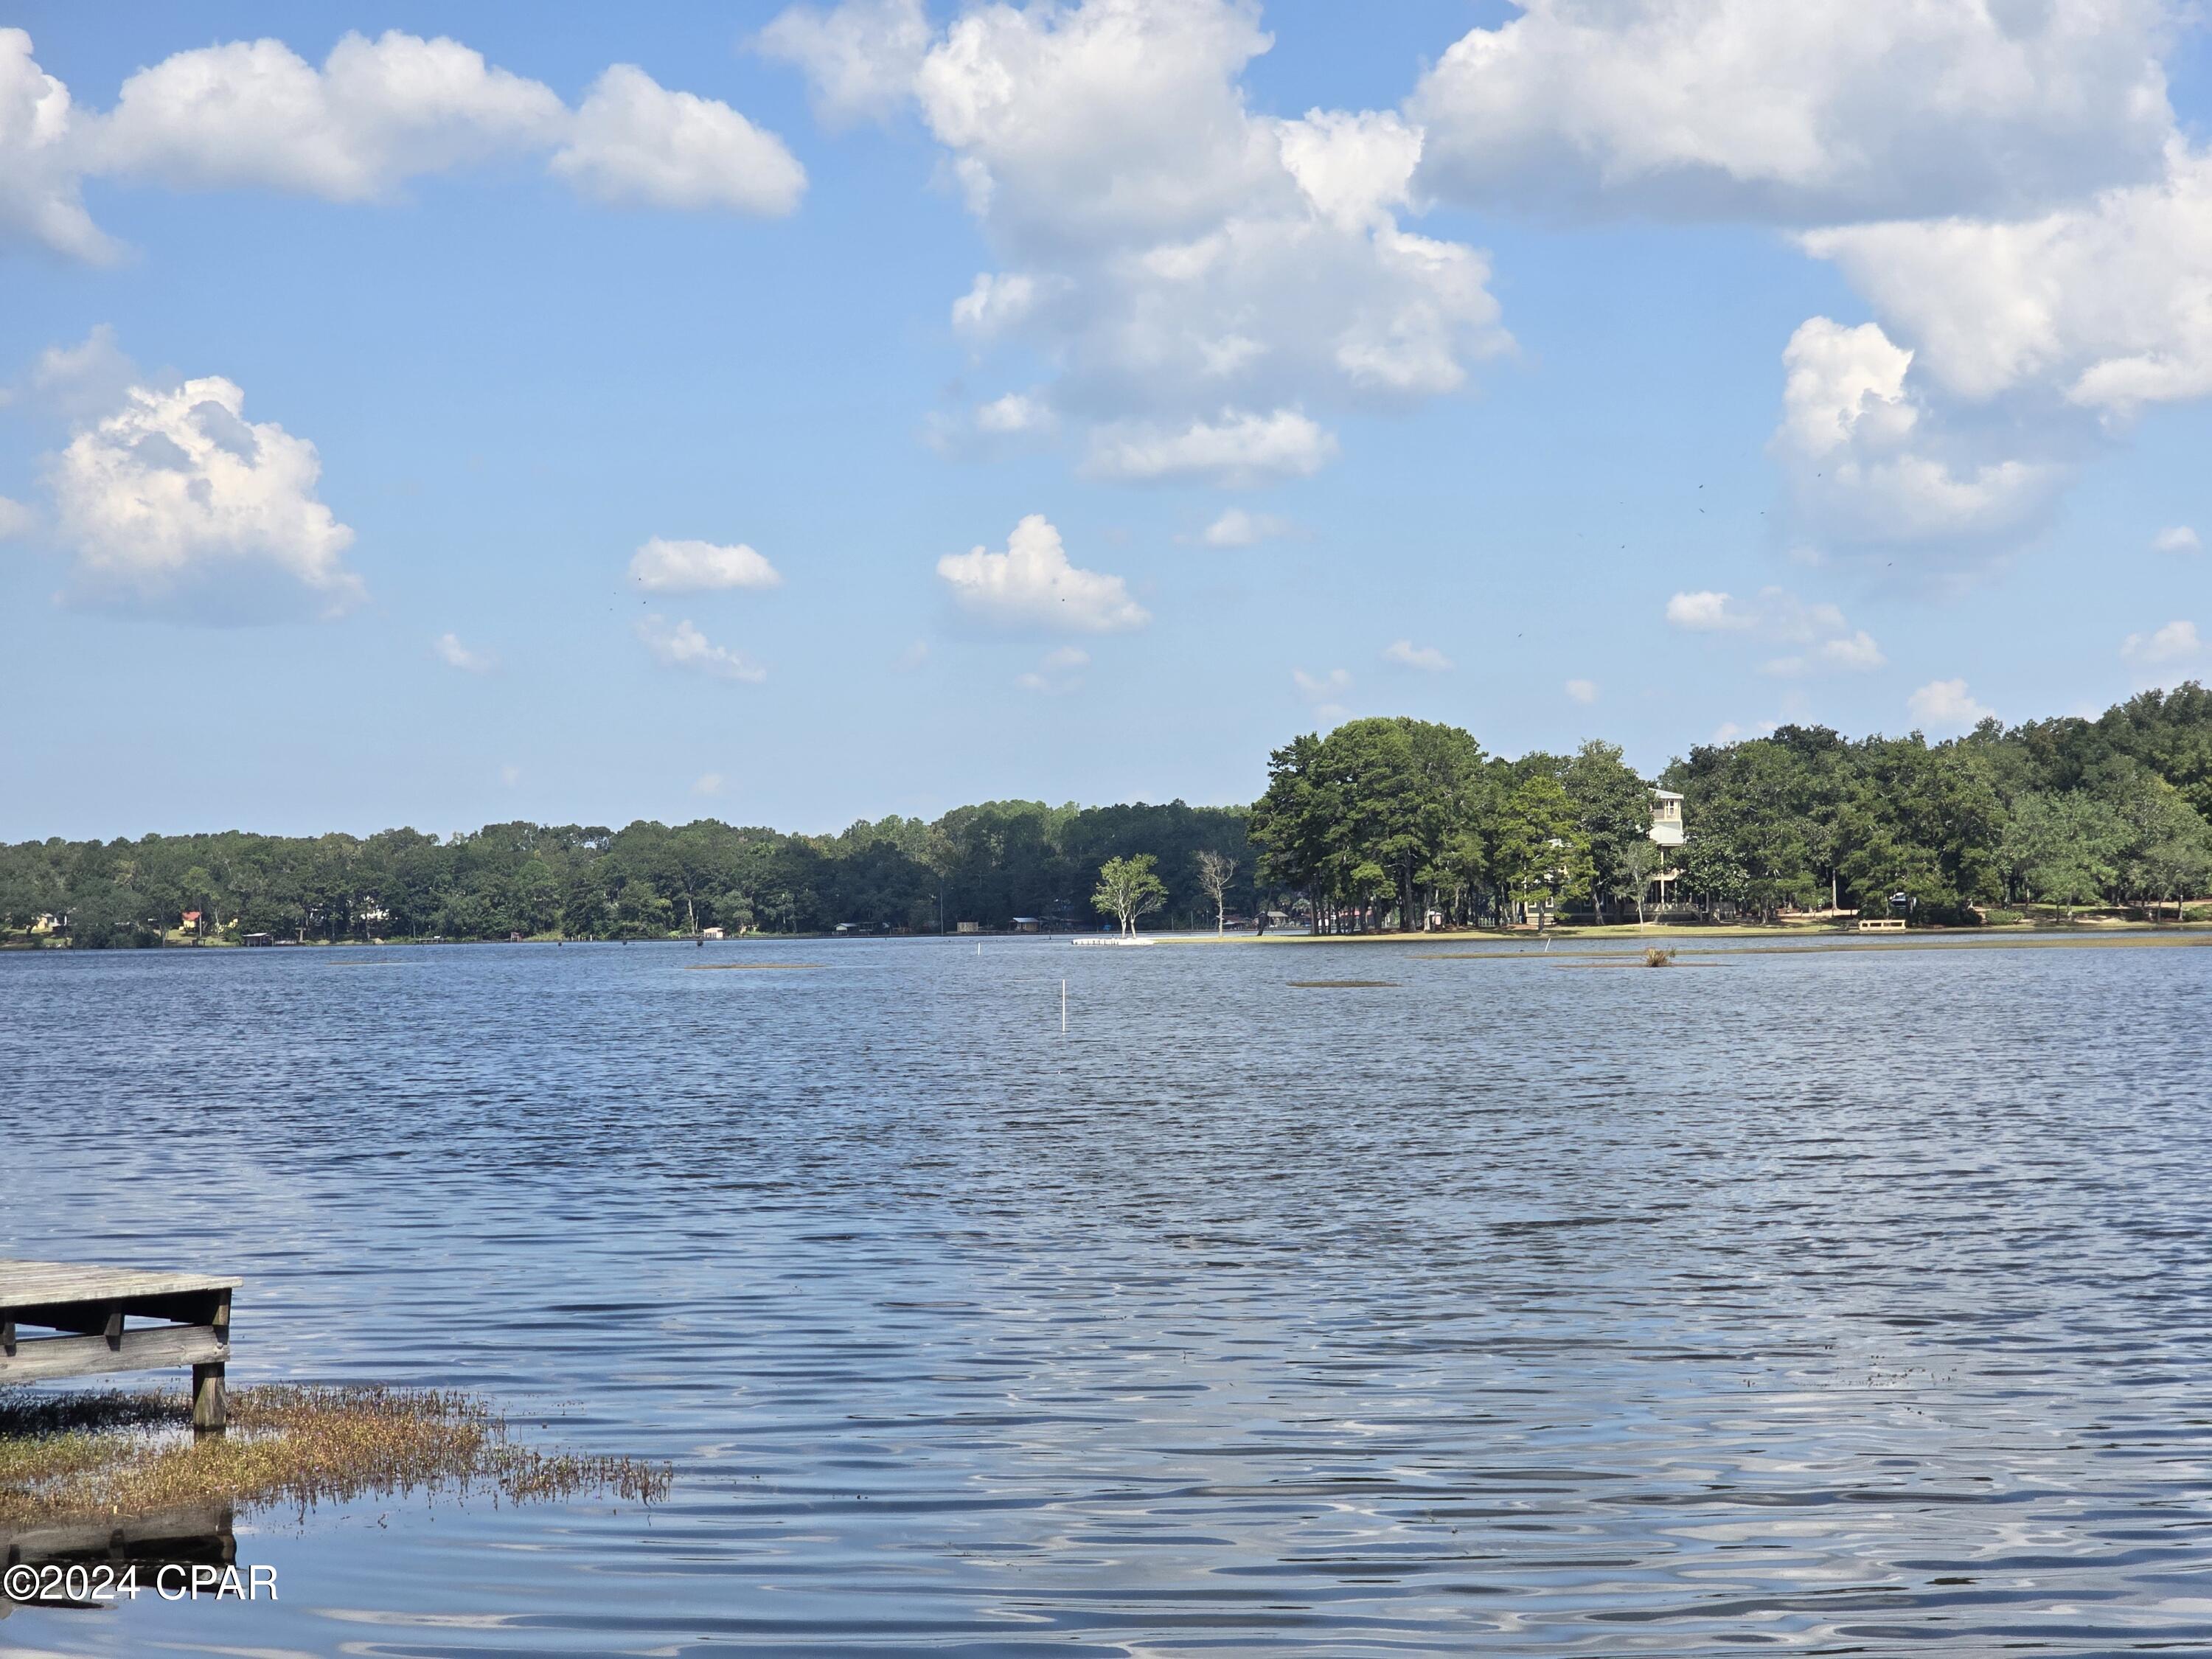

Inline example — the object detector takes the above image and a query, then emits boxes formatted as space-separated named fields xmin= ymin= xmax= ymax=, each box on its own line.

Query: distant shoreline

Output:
xmin=9 ymin=918 xmax=2210 ymax=953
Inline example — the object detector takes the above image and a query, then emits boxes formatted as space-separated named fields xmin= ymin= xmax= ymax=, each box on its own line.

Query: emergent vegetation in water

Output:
xmin=0 ymin=1384 xmax=671 ymax=1530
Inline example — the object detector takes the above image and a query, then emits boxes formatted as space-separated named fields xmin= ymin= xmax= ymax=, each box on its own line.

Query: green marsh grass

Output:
xmin=1 ymin=1383 xmax=669 ymax=1531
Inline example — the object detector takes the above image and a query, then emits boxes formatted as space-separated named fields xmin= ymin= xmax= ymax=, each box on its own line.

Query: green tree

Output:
xmin=613 ymin=877 xmax=672 ymax=937
xmin=1680 ymin=834 xmax=1749 ymax=917
xmin=512 ymin=859 xmax=562 ymax=935
xmin=2001 ymin=790 xmax=2118 ymax=920
xmin=1492 ymin=775 xmax=1587 ymax=930
xmin=1562 ymin=740 xmax=1651 ymax=922
xmin=2107 ymin=770 xmax=2212 ymax=917
xmin=1615 ymin=835 xmax=1659 ymax=927
xmin=1092 ymin=854 xmax=1167 ymax=935
xmin=1251 ymin=718 xmax=1487 ymax=933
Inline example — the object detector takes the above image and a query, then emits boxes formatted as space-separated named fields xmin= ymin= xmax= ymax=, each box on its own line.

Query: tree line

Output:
xmin=0 ymin=801 xmax=1256 ymax=947
xmin=6 ymin=684 xmax=2209 ymax=947
xmin=1252 ymin=684 xmax=2212 ymax=928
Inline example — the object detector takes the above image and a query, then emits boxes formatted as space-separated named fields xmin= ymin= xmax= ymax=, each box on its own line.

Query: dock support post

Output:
xmin=192 ymin=1290 xmax=230 ymax=1434
xmin=192 ymin=1362 xmax=226 ymax=1432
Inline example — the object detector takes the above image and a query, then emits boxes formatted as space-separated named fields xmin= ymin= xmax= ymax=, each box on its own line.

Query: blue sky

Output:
xmin=4 ymin=0 xmax=2210 ymax=840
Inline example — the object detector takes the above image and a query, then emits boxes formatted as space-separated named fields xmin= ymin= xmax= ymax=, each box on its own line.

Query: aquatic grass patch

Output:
xmin=1559 ymin=957 xmax=1728 ymax=969
xmin=684 ymin=962 xmax=820 ymax=972
xmin=1416 ymin=948 xmax=1663 ymax=961
xmin=1643 ymin=947 xmax=1677 ymax=967
xmin=0 ymin=1383 xmax=670 ymax=1531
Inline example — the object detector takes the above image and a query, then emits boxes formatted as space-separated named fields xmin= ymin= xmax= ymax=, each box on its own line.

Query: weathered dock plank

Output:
xmin=1 ymin=1259 xmax=240 ymax=1432
xmin=0 ymin=1323 xmax=229 ymax=1385
xmin=0 ymin=1261 xmax=240 ymax=1314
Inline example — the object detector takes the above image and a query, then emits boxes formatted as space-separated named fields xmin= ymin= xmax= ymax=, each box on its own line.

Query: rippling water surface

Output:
xmin=4 ymin=936 xmax=2211 ymax=1655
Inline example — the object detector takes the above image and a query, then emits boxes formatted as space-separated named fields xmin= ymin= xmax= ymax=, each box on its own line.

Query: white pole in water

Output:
xmin=1061 ymin=978 xmax=1067 ymax=1033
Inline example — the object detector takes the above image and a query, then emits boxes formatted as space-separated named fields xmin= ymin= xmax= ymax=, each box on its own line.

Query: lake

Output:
xmin=4 ymin=935 xmax=2211 ymax=1655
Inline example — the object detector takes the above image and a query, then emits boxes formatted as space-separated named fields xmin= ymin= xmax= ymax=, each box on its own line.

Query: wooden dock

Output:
xmin=0 ymin=1260 xmax=238 ymax=1431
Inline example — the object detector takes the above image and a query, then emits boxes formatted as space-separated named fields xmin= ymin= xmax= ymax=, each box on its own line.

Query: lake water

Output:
xmin=4 ymin=936 xmax=2211 ymax=1655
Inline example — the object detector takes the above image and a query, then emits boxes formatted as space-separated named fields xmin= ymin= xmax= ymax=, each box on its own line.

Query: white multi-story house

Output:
xmin=1649 ymin=790 xmax=1688 ymax=914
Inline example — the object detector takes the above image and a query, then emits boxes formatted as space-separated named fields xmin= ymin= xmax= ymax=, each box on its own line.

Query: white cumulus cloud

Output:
xmin=1383 ymin=639 xmax=1450 ymax=672
xmin=1778 ymin=147 xmax=2212 ymax=596
xmin=1801 ymin=145 xmax=2212 ymax=413
xmin=88 ymin=30 xmax=567 ymax=200
xmin=434 ymin=631 xmax=495 ymax=672
xmin=1273 ymin=108 xmax=1422 ymax=232
xmin=1086 ymin=408 xmax=1338 ymax=486
xmin=1809 ymin=631 xmax=1887 ymax=672
xmin=765 ymin=0 xmax=1507 ymax=472
xmin=950 ymin=271 xmax=1046 ymax=340
xmin=0 ymin=494 xmax=33 ymax=539
xmin=757 ymin=0 xmax=933 ymax=128
xmin=2152 ymin=526 xmax=2201 ymax=554
xmin=936 ymin=513 xmax=1148 ymax=634
xmin=925 ymin=390 xmax=1057 ymax=456
xmin=1 ymin=27 xmax=804 ymax=260
xmin=1664 ymin=591 xmax=1755 ymax=632
xmin=1907 ymin=677 xmax=1994 ymax=732
xmin=47 ymin=373 xmax=362 ymax=619
xmin=1666 ymin=585 xmax=1885 ymax=675
xmin=636 ymin=615 xmax=765 ymax=682
xmin=552 ymin=65 xmax=805 ymax=215
xmin=1195 ymin=507 xmax=1290 ymax=547
xmin=628 ymin=536 xmax=782 ymax=593
xmin=1771 ymin=316 xmax=2056 ymax=553
xmin=1565 ymin=678 xmax=1598 ymax=705
xmin=2122 ymin=619 xmax=2201 ymax=664
xmin=973 ymin=392 xmax=1054 ymax=434
xmin=1408 ymin=0 xmax=2174 ymax=224
xmin=0 ymin=29 xmax=114 ymax=261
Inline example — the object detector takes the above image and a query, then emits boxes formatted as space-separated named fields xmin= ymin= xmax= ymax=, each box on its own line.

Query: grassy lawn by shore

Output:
xmin=1172 ymin=917 xmax=2212 ymax=945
